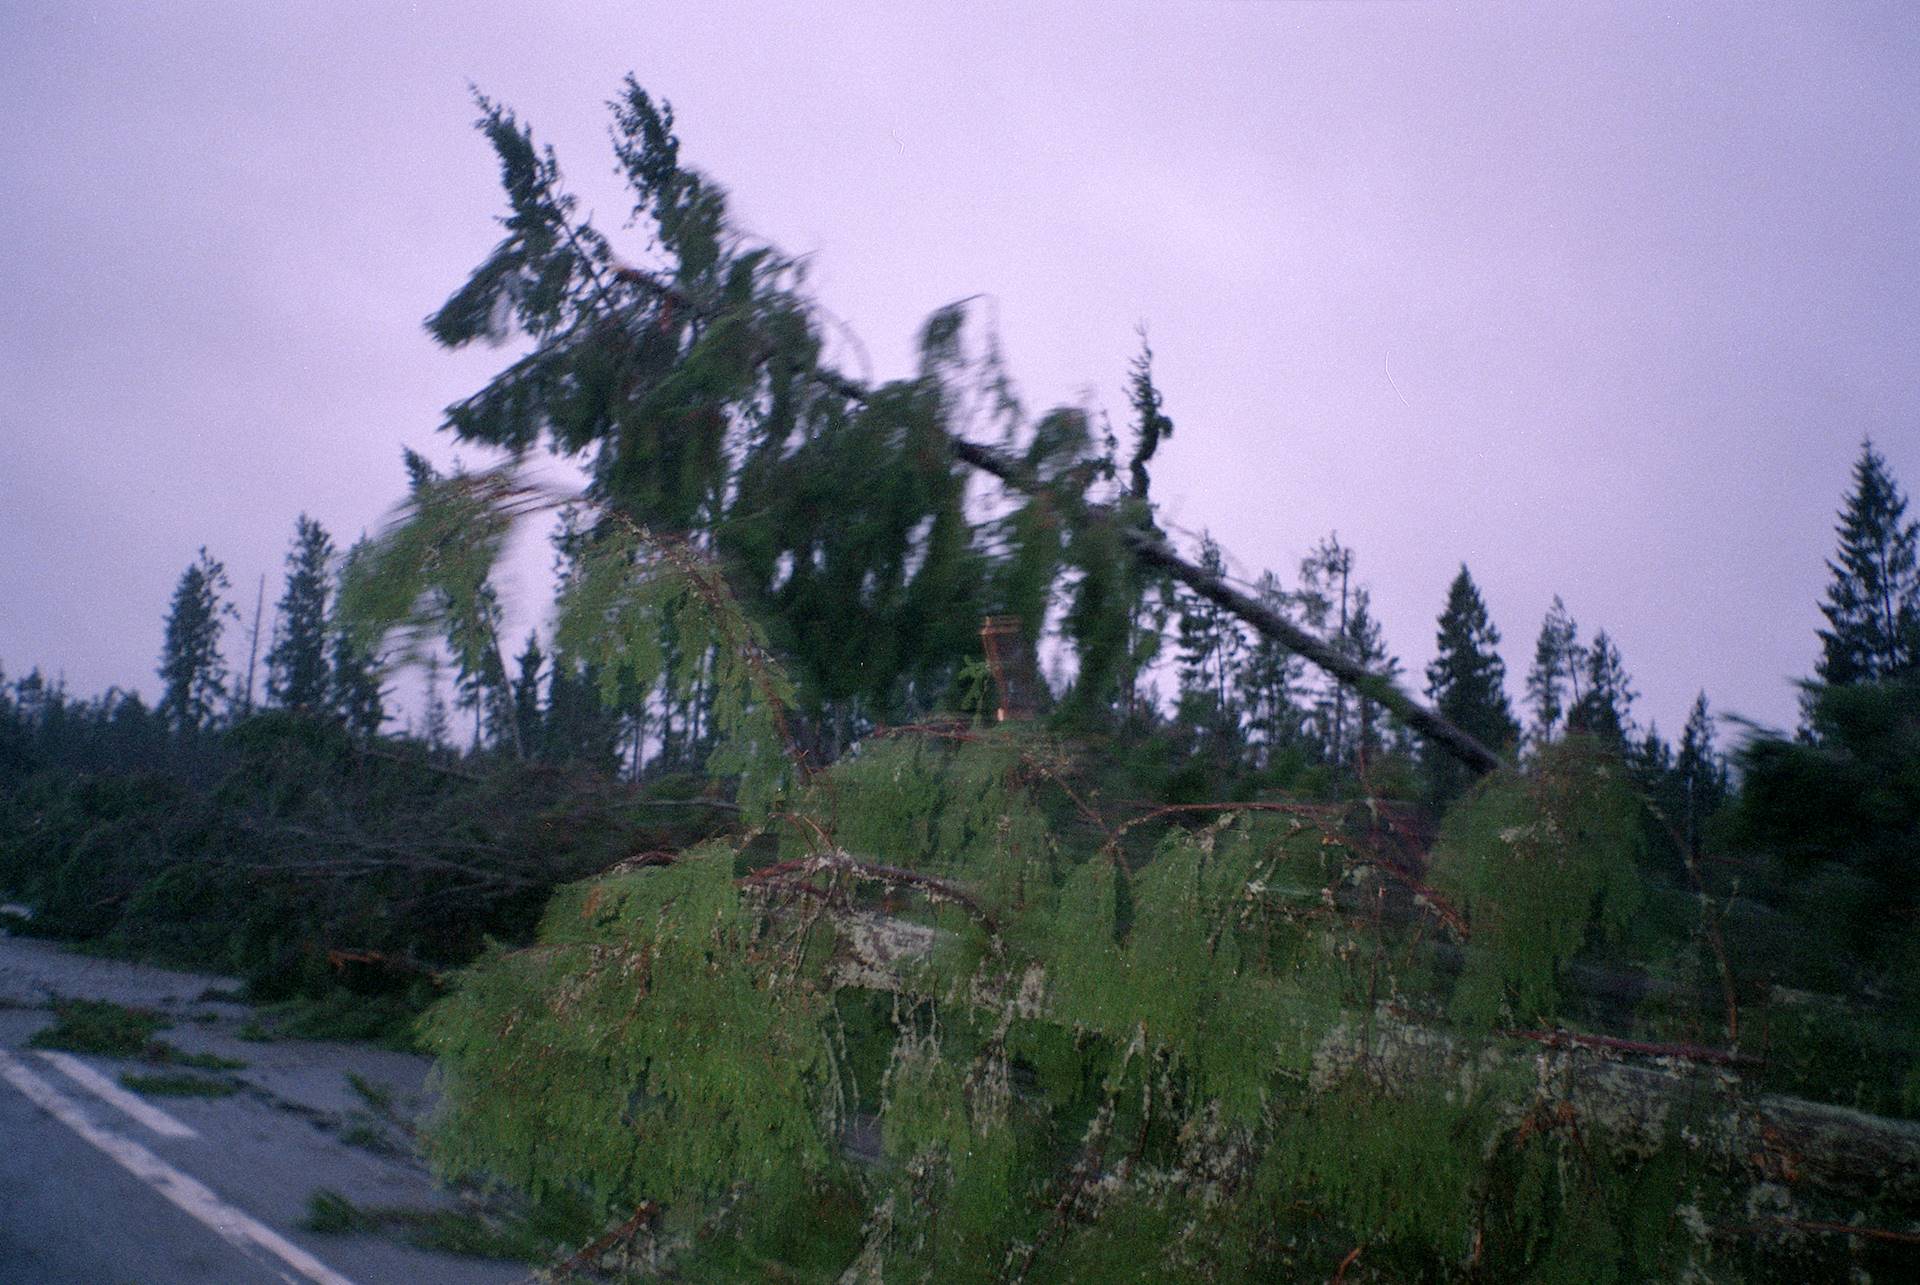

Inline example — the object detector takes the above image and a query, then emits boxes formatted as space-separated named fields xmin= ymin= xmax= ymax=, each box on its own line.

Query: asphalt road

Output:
xmin=0 ymin=933 xmax=528 ymax=1285
xmin=0 ymin=1066 xmax=293 ymax=1284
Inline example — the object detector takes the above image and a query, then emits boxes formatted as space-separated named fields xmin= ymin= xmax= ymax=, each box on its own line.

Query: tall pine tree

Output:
xmin=1524 ymin=595 xmax=1582 ymax=747
xmin=156 ymin=548 xmax=234 ymax=738
xmin=1674 ymin=691 xmax=1726 ymax=857
xmin=1566 ymin=629 xmax=1635 ymax=748
xmin=1341 ymin=586 xmax=1401 ymax=770
xmin=511 ymin=631 xmax=546 ymax=757
xmin=265 ymin=515 xmax=334 ymax=710
xmin=1425 ymin=565 xmax=1518 ymax=798
xmin=1816 ymin=439 xmax=1920 ymax=686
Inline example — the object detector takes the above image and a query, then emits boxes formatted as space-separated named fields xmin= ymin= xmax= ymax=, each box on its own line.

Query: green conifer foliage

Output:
xmin=420 ymin=844 xmax=837 ymax=1217
xmin=510 ymin=631 xmax=545 ymax=753
xmin=1733 ymin=676 xmax=1920 ymax=945
xmin=1525 ymin=595 xmax=1581 ymax=747
xmin=418 ymin=84 xmax=1006 ymax=737
xmin=1339 ymin=586 xmax=1401 ymax=766
xmin=1174 ymin=536 xmax=1246 ymax=753
xmin=156 ymin=547 xmax=234 ymax=738
xmin=1124 ymin=331 xmax=1173 ymax=502
xmin=1431 ymin=740 xmax=1645 ymax=1028
xmin=328 ymin=540 xmax=386 ymax=738
xmin=1426 ymin=566 xmax=1519 ymax=799
xmin=1816 ymin=439 xmax=1920 ymax=686
xmin=421 ymin=654 xmax=451 ymax=752
xmin=1237 ymin=571 xmax=1306 ymax=766
xmin=1673 ymin=692 xmax=1725 ymax=855
xmin=1566 ymin=630 xmax=1634 ymax=748
xmin=1296 ymin=535 xmax=1359 ymax=764
xmin=265 ymin=515 xmax=334 ymax=710
xmin=329 ymin=78 xmax=1915 ymax=1282
xmin=412 ymin=725 xmax=1749 ymax=1280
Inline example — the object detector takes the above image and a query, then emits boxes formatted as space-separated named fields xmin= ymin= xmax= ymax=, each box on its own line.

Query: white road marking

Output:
xmin=37 ymin=1050 xmax=199 ymax=1138
xmin=0 ymin=1049 xmax=359 ymax=1285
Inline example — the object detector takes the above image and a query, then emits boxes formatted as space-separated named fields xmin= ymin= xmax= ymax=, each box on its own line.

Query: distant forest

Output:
xmin=4 ymin=79 xmax=1918 ymax=1283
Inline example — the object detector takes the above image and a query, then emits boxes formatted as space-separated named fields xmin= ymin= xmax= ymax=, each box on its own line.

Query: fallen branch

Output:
xmin=1714 ymin=1217 xmax=1920 ymax=1247
xmin=544 ymin=1200 xmax=660 ymax=1281
xmin=1500 ymin=1027 xmax=1759 ymax=1068
xmin=743 ymin=851 xmax=998 ymax=934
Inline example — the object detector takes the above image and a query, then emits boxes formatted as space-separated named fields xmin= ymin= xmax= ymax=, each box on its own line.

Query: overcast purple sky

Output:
xmin=4 ymin=2 xmax=1917 ymax=742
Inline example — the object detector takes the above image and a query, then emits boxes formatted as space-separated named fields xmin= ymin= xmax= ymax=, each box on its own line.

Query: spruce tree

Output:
xmin=414 ymin=85 xmax=997 ymax=741
xmin=1630 ymin=724 xmax=1672 ymax=791
xmin=329 ymin=539 xmax=386 ymax=738
xmin=1341 ymin=586 xmax=1401 ymax=768
xmin=1566 ymin=629 xmax=1635 ymax=747
xmin=1238 ymin=570 xmax=1305 ymax=766
xmin=1175 ymin=535 xmax=1246 ymax=750
xmin=156 ymin=548 xmax=235 ymax=738
xmin=1524 ymin=595 xmax=1581 ymax=747
xmin=1425 ymin=565 xmax=1518 ymax=798
xmin=1816 ymin=439 xmax=1920 ymax=686
xmin=265 ymin=515 xmax=335 ymax=710
xmin=326 ymin=79 xmax=1910 ymax=1280
xmin=1125 ymin=329 xmax=1174 ymax=502
xmin=1673 ymin=692 xmax=1725 ymax=856
xmin=542 ymin=655 xmax=622 ymax=773
xmin=1107 ymin=334 xmax=1175 ymax=723
xmin=421 ymin=653 xmax=452 ymax=753
xmin=329 ymin=627 xmax=385 ymax=738
xmin=511 ymin=631 xmax=546 ymax=757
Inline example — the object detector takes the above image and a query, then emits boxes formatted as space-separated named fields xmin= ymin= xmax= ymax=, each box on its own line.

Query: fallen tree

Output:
xmin=400 ymin=733 xmax=1919 ymax=1281
xmin=799 ymin=844 xmax=1920 ymax=1207
xmin=339 ymin=82 xmax=1914 ymax=1282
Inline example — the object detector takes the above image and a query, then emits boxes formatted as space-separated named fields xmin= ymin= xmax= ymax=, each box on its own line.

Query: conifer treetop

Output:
xmin=1817 ymin=437 xmax=1920 ymax=687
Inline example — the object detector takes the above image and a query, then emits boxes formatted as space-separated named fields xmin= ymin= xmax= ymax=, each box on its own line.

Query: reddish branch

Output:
xmin=1717 ymin=1218 xmax=1920 ymax=1246
xmin=741 ymin=851 xmax=998 ymax=932
xmin=546 ymin=1200 xmax=660 ymax=1280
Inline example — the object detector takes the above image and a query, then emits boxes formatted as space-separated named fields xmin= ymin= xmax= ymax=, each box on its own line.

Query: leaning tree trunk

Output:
xmin=609 ymin=261 xmax=1507 ymax=774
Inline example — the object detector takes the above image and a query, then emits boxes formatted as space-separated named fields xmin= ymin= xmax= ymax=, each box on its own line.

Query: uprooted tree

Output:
xmin=340 ymin=80 xmax=1920 ymax=1281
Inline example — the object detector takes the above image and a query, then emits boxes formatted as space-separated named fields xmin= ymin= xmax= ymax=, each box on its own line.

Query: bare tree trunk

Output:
xmin=241 ymin=573 xmax=265 ymax=715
